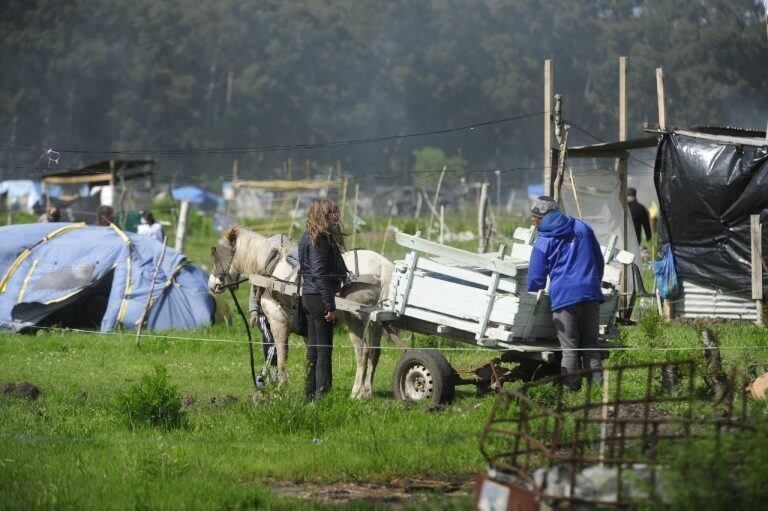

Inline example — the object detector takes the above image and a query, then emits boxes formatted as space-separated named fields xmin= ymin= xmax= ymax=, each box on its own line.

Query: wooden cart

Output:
xmin=250 ymin=228 xmax=634 ymax=404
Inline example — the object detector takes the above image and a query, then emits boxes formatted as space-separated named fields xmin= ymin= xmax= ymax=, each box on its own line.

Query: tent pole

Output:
xmin=135 ymin=236 xmax=168 ymax=346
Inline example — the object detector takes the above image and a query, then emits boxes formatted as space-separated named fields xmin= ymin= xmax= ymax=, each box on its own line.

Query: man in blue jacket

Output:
xmin=526 ymin=196 xmax=605 ymax=390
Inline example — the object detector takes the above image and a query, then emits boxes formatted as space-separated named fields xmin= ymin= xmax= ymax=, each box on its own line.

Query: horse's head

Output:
xmin=208 ymin=225 xmax=287 ymax=293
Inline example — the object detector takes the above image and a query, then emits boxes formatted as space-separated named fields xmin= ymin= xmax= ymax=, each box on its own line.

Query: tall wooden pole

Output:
xmin=619 ymin=57 xmax=629 ymax=318
xmin=656 ymin=67 xmax=666 ymax=131
xmin=656 ymin=66 xmax=672 ymax=320
xmin=175 ymin=200 xmax=190 ymax=253
xmin=340 ymin=178 xmax=348 ymax=223
xmin=478 ymin=182 xmax=489 ymax=253
xmin=751 ymin=214 xmax=764 ymax=326
xmin=439 ymin=205 xmax=445 ymax=245
xmin=544 ymin=60 xmax=553 ymax=195
xmin=427 ymin=166 xmax=446 ymax=241
xmin=495 ymin=169 xmax=501 ymax=220
xmin=351 ymin=183 xmax=359 ymax=248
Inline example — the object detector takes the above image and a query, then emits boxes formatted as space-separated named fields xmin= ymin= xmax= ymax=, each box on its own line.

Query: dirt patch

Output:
xmin=267 ymin=474 xmax=474 ymax=507
xmin=181 ymin=394 xmax=196 ymax=407
xmin=2 ymin=381 xmax=41 ymax=400
xmin=209 ymin=395 xmax=238 ymax=405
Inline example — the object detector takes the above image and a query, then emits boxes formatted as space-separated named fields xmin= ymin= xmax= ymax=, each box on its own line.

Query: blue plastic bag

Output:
xmin=653 ymin=246 xmax=680 ymax=300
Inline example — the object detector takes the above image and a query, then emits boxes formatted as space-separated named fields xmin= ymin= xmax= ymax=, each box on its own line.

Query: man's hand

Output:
xmin=324 ymin=310 xmax=336 ymax=323
xmin=249 ymin=313 xmax=258 ymax=328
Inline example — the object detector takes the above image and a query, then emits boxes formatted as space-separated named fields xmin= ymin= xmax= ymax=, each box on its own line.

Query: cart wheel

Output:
xmin=392 ymin=349 xmax=456 ymax=404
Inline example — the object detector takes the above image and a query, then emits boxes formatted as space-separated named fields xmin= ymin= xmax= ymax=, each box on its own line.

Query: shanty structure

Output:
xmin=653 ymin=126 xmax=768 ymax=323
xmin=41 ymin=159 xmax=156 ymax=223
xmin=230 ymin=178 xmax=343 ymax=221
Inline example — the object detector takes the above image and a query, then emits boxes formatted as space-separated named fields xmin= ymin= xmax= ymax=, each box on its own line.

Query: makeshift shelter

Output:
xmin=0 ymin=180 xmax=60 ymax=214
xmin=654 ymin=128 xmax=768 ymax=320
xmin=41 ymin=159 xmax=156 ymax=223
xmin=0 ymin=223 xmax=215 ymax=332
xmin=171 ymin=186 xmax=221 ymax=211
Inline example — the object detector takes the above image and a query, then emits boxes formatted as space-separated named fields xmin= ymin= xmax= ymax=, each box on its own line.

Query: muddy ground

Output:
xmin=267 ymin=474 xmax=475 ymax=507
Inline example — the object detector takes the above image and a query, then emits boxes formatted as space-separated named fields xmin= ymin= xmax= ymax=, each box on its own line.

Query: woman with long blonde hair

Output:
xmin=298 ymin=198 xmax=349 ymax=399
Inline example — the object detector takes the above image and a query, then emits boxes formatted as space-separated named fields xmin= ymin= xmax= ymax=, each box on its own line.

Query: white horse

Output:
xmin=208 ymin=225 xmax=394 ymax=399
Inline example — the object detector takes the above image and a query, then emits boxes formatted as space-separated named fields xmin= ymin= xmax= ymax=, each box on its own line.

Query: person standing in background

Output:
xmin=137 ymin=211 xmax=164 ymax=242
xmin=38 ymin=205 xmax=60 ymax=223
xmin=96 ymin=205 xmax=114 ymax=226
xmin=627 ymin=188 xmax=652 ymax=244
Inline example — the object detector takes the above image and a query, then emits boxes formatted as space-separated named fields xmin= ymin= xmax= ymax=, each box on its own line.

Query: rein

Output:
xmin=211 ymin=246 xmax=259 ymax=389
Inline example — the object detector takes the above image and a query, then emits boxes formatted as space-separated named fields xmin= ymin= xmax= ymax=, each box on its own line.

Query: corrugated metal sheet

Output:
xmin=673 ymin=279 xmax=756 ymax=321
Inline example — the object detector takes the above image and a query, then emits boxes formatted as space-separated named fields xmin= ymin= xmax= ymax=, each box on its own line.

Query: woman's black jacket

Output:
xmin=298 ymin=231 xmax=348 ymax=313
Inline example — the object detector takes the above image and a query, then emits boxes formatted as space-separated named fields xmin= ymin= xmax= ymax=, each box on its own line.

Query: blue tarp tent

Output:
xmin=0 ymin=223 xmax=215 ymax=332
xmin=171 ymin=186 xmax=221 ymax=208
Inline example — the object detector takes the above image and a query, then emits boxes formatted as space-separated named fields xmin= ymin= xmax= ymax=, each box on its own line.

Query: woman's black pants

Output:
xmin=301 ymin=294 xmax=334 ymax=399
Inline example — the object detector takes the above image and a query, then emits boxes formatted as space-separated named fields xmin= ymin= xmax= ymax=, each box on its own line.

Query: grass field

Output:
xmin=2 ymin=210 xmax=768 ymax=509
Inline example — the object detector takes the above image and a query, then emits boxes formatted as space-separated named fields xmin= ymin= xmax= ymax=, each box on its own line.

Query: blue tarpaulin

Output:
xmin=0 ymin=223 xmax=215 ymax=332
xmin=171 ymin=186 xmax=220 ymax=204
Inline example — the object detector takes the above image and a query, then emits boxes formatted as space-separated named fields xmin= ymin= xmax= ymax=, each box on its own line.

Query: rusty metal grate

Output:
xmin=478 ymin=360 xmax=753 ymax=508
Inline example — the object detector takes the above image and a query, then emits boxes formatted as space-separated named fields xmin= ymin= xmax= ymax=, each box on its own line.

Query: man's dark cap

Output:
xmin=627 ymin=188 xmax=637 ymax=197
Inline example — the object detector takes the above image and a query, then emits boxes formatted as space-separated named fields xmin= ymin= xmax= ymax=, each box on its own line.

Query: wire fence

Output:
xmin=16 ymin=323 xmax=768 ymax=354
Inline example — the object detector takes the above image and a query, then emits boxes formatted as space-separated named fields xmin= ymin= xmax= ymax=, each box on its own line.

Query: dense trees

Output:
xmin=1 ymin=0 xmax=766 ymax=185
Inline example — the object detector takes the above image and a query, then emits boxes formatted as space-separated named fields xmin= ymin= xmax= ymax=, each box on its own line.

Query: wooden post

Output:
xmin=108 ymin=160 xmax=116 ymax=208
xmin=619 ymin=57 xmax=629 ymax=319
xmin=380 ymin=203 xmax=395 ymax=253
xmin=656 ymin=67 xmax=666 ymax=131
xmin=231 ymin=159 xmax=238 ymax=215
xmin=495 ymin=169 xmax=501 ymax=220
xmin=225 ymin=70 xmax=234 ymax=106
xmin=287 ymin=158 xmax=293 ymax=181
xmin=544 ymin=59 xmax=553 ymax=195
xmin=351 ymin=183 xmax=359 ymax=248
xmin=439 ymin=205 xmax=445 ymax=245
xmin=427 ymin=166 xmax=446 ymax=241
xmin=175 ymin=200 xmax=190 ymax=253
xmin=287 ymin=194 xmax=302 ymax=240
xmin=339 ymin=178 xmax=348 ymax=222
xmin=751 ymin=214 xmax=764 ymax=325
xmin=478 ymin=182 xmax=489 ymax=253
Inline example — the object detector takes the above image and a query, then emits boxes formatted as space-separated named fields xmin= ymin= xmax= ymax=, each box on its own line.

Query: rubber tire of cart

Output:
xmin=392 ymin=349 xmax=456 ymax=405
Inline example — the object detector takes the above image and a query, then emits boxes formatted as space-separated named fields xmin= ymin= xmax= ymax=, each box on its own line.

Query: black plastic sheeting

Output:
xmin=654 ymin=132 xmax=768 ymax=294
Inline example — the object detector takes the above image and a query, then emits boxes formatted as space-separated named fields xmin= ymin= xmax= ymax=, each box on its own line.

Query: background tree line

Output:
xmin=1 ymin=0 xmax=766 ymax=187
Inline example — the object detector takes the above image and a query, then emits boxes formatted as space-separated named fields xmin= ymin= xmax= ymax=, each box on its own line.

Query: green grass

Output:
xmin=3 ymin=209 xmax=768 ymax=508
xmin=2 ymin=315 xmax=768 ymax=509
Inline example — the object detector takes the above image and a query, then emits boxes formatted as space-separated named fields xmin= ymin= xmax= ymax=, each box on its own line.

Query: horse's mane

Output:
xmin=223 ymin=225 xmax=294 ymax=276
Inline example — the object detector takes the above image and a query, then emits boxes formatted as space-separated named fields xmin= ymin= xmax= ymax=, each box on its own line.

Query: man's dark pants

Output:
xmin=552 ymin=300 xmax=602 ymax=389
xmin=302 ymin=294 xmax=334 ymax=399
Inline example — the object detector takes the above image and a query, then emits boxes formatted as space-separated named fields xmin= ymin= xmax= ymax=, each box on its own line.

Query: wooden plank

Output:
xmin=619 ymin=56 xmax=628 ymax=141
xmin=42 ymin=173 xmax=116 ymax=185
xmin=416 ymin=257 xmax=520 ymax=294
xmin=234 ymin=179 xmax=340 ymax=191
xmin=673 ymin=130 xmax=768 ymax=148
xmin=395 ymin=233 xmax=521 ymax=277
xmin=544 ymin=59 xmax=553 ymax=195
xmin=656 ymin=67 xmax=666 ymax=131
